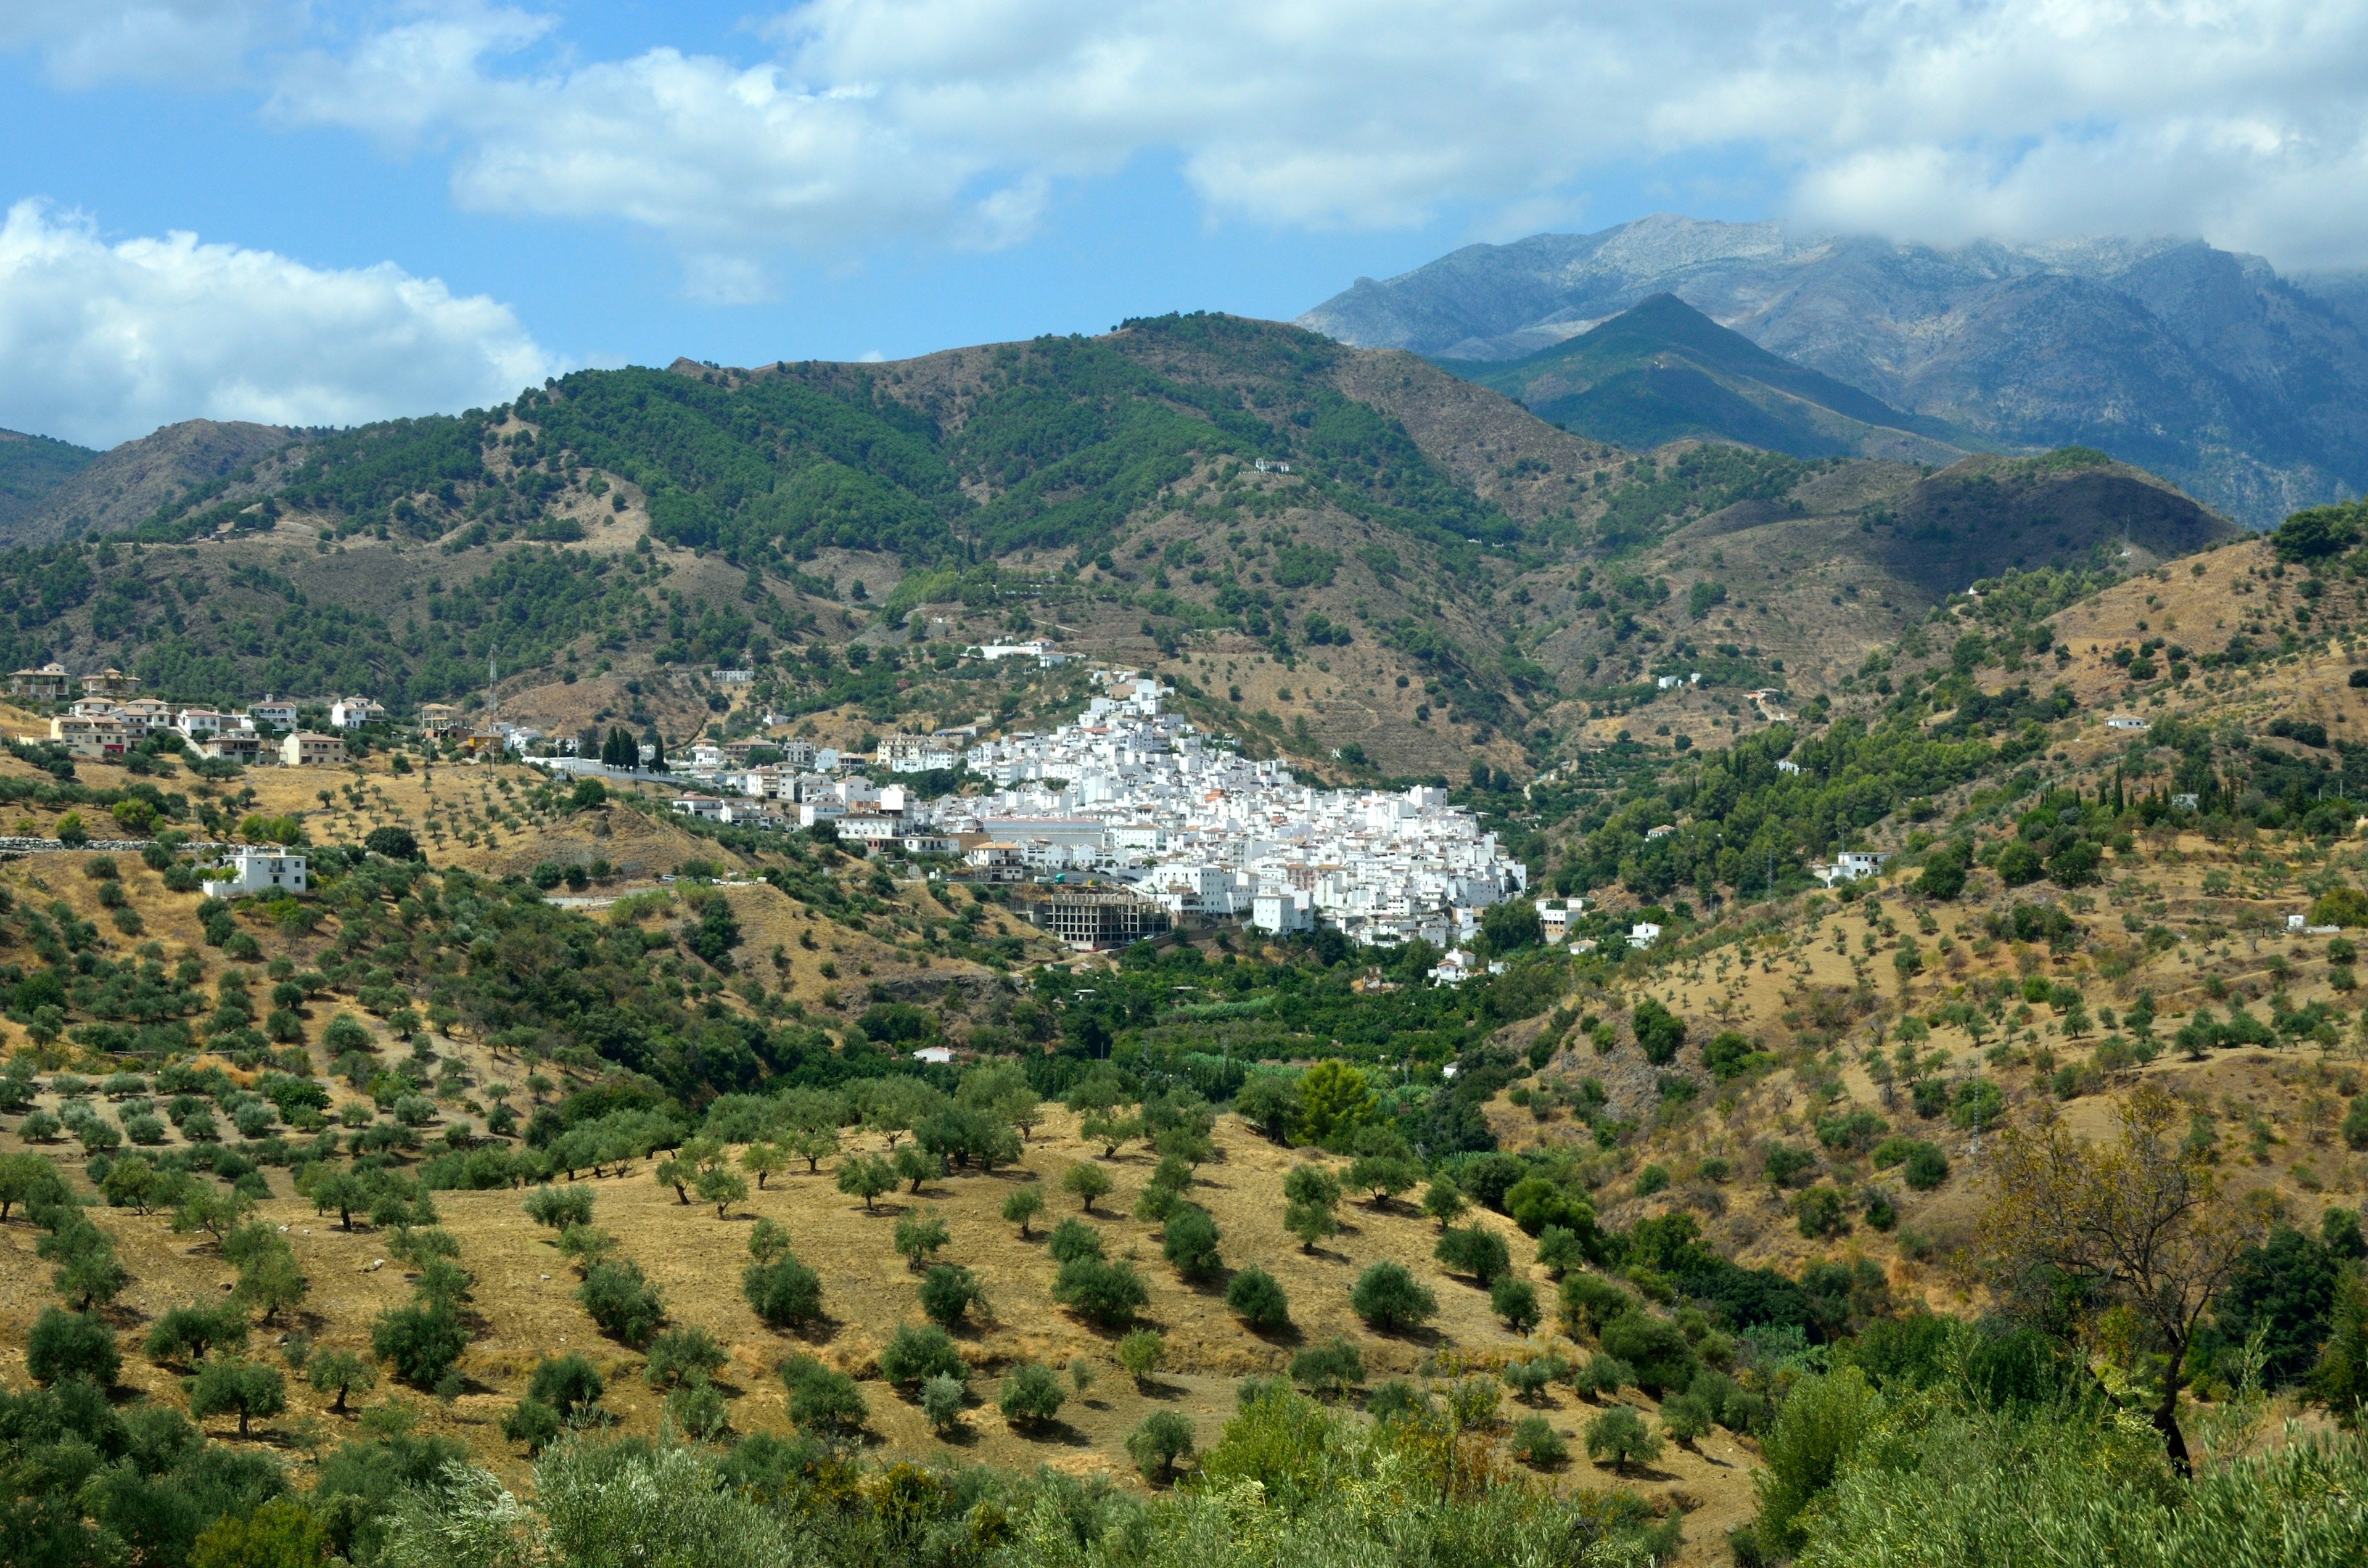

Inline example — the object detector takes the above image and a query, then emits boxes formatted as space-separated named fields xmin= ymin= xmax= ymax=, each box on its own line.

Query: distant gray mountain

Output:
xmin=1299 ymin=216 xmax=2368 ymax=527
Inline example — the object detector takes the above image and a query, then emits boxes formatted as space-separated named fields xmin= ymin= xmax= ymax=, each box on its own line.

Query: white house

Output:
xmin=115 ymin=699 xmax=172 ymax=734
xmin=176 ymin=707 xmax=228 ymax=739
xmin=203 ymin=848 xmax=308 ymax=900
xmin=1776 ymin=759 xmax=1802 ymax=775
xmin=1537 ymin=898 xmax=1587 ymax=941
xmin=670 ymin=794 xmax=728 ymax=821
xmin=1628 ymin=922 xmax=1663 ymax=949
xmin=1251 ymin=887 xmax=1314 ymax=934
xmin=252 ymin=697 xmax=298 ymax=731
xmin=2106 ymin=715 xmax=2148 ymax=731
xmin=879 ymin=734 xmax=963 ymax=773
xmin=798 ymin=799 xmax=848 ymax=829
xmin=329 ymin=696 xmax=385 ymax=729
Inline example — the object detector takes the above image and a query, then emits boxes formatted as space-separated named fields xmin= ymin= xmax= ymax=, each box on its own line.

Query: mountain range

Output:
xmin=1299 ymin=215 xmax=2368 ymax=528
xmin=0 ymin=315 xmax=2235 ymax=779
xmin=1439 ymin=293 xmax=1962 ymax=464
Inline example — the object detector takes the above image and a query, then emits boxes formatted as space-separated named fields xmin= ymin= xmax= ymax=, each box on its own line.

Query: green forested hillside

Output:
xmin=1441 ymin=294 xmax=1960 ymax=461
xmin=0 ymin=428 xmax=97 ymax=532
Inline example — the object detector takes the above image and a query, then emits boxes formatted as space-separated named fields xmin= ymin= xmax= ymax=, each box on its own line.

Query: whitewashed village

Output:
xmin=10 ymin=651 xmax=1540 ymax=972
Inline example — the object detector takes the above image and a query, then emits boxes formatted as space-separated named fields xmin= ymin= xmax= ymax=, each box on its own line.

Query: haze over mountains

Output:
xmin=1299 ymin=215 xmax=2368 ymax=528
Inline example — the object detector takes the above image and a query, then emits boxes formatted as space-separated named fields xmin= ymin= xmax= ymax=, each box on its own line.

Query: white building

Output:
xmin=879 ymin=734 xmax=963 ymax=773
xmin=1628 ymin=922 xmax=1663 ymax=949
xmin=1251 ymin=887 xmax=1314 ymax=934
xmin=2106 ymin=716 xmax=2148 ymax=731
xmin=329 ymin=696 xmax=385 ymax=729
xmin=252 ymin=697 xmax=298 ymax=731
xmin=176 ymin=707 xmax=228 ymax=739
xmin=203 ymin=848 xmax=308 ymax=900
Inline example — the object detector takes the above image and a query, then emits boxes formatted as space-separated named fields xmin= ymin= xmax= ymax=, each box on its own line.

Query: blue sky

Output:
xmin=3 ymin=1 xmax=2364 ymax=448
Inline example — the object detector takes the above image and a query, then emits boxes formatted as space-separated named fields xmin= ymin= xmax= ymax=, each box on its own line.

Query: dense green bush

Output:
xmin=1053 ymin=1256 xmax=1146 ymax=1327
xmin=998 ymin=1363 xmax=1067 ymax=1431
xmin=879 ymin=1323 xmax=966 ymax=1388
xmin=1350 ymin=1262 xmax=1437 ymax=1332
xmin=578 ymin=1258 xmax=665 ymax=1348
xmin=27 ymin=1307 xmax=120 ymax=1387
xmin=1225 ymin=1265 xmax=1291 ymax=1331
xmin=1127 ymin=1410 xmax=1196 ymax=1483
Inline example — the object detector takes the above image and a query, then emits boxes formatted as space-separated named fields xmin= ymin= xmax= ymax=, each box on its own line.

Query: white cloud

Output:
xmin=0 ymin=0 xmax=293 ymax=86
xmin=46 ymin=1 xmax=2368 ymax=275
xmin=0 ymin=200 xmax=553 ymax=449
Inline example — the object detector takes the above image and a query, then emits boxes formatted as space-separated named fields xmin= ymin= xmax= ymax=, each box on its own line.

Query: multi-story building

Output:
xmin=202 ymin=848 xmax=308 ymax=900
xmin=281 ymin=731 xmax=345 ymax=766
xmin=7 ymin=663 xmax=72 ymax=701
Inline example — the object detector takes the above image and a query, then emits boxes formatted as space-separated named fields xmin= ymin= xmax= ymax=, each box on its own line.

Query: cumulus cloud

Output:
xmin=47 ymin=1 xmax=2368 ymax=276
xmin=0 ymin=0 xmax=294 ymax=86
xmin=0 ymin=200 xmax=553 ymax=449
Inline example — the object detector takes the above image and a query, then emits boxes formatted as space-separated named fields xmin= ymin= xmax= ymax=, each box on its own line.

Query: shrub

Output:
xmin=744 ymin=1254 xmax=824 ymax=1329
xmin=1632 ymin=998 xmax=1687 ymax=1065
xmin=879 ymin=1323 xmax=966 ymax=1388
xmin=834 ymin=1153 xmax=895 ymax=1210
xmin=643 ymin=1326 xmax=727 ymax=1390
xmin=1161 ymin=1204 xmax=1223 ymax=1281
xmin=919 ymin=1373 xmax=967 ymax=1433
xmin=1536 ymin=1225 xmax=1590 ymax=1276
xmin=1753 ymin=1366 xmax=1879 ymax=1553
xmin=1763 ymin=1146 xmax=1819 ymax=1188
xmin=1062 ymin=1162 xmax=1113 ymax=1212
xmin=1290 ymin=1337 xmax=1367 ymax=1398
xmin=1053 ymin=1257 xmax=1146 ymax=1327
xmin=998 ymin=1363 xmax=1067 ymax=1431
xmin=1560 ymin=1271 xmax=1635 ymax=1337
xmin=189 ymin=1499 xmax=326 ymax=1568
xmin=1225 ymin=1266 xmax=1291 ymax=1331
xmin=1796 ymin=1185 xmax=1850 ymax=1239
xmin=371 ymin=1299 xmax=466 ymax=1389
xmin=892 ymin=1210 xmax=951 ymax=1270
xmin=1117 ymin=1329 xmax=1166 ymax=1387
xmin=1351 ymin=1262 xmax=1437 ymax=1332
xmin=1659 ymin=1390 xmax=1714 ymax=1448
xmin=1046 ymin=1217 xmax=1104 ymax=1264
xmin=781 ymin=1355 xmax=868 ymax=1439
xmin=27 ymin=1308 xmax=119 ymax=1387
xmin=1001 ymin=1187 xmax=1045 ymax=1237
xmin=306 ymin=1348 xmax=376 ymax=1412
xmin=1421 ymin=1178 xmax=1470 ymax=1228
xmin=578 ymin=1258 xmax=665 ymax=1348
xmin=184 ymin=1356 xmax=286 ymax=1437
xmin=1573 ymin=1353 xmax=1635 ymax=1400
xmin=1503 ymin=1354 xmax=1564 ymax=1403
xmin=667 ymin=1381 xmax=730 ymax=1442
xmin=1436 ymin=1223 xmax=1511 ymax=1284
xmin=1583 ymin=1405 xmax=1662 ymax=1473
xmin=1503 ymin=1176 xmax=1590 ymax=1236
xmin=1491 ymin=1275 xmax=1542 ymax=1333
xmin=1599 ymin=1313 xmax=1697 ymax=1394
xmin=146 ymin=1300 xmax=254 ymax=1368
xmin=525 ymin=1184 xmax=595 ymax=1229
xmin=1365 ymin=1378 xmax=1431 ymax=1423
xmin=1903 ymin=1142 xmax=1951 ymax=1190
xmin=918 ymin=1265 xmax=986 ymax=1328
xmin=528 ymin=1353 xmax=605 ymax=1419
xmin=1509 ymin=1413 xmax=1568 ymax=1466
xmin=1127 ymin=1410 xmax=1196 ymax=1483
